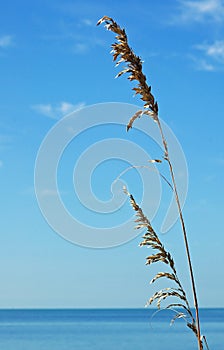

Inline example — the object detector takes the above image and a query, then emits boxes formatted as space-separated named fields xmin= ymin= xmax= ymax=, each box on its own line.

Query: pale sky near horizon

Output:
xmin=1 ymin=0 xmax=224 ymax=309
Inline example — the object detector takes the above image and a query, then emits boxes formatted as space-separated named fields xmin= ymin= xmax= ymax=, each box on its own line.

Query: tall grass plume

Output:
xmin=97 ymin=16 xmax=210 ymax=350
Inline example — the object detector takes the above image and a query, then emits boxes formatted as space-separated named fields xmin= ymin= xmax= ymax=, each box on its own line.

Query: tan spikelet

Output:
xmin=98 ymin=16 xmax=159 ymax=129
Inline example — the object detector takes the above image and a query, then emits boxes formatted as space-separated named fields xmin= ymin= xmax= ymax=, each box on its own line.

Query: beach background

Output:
xmin=0 ymin=308 xmax=223 ymax=350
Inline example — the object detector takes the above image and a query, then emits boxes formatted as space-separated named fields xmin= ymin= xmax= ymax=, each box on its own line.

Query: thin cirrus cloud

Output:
xmin=172 ymin=1 xmax=224 ymax=71
xmin=73 ymin=43 xmax=89 ymax=54
xmin=193 ymin=40 xmax=224 ymax=70
xmin=80 ymin=18 xmax=94 ymax=27
xmin=32 ymin=101 xmax=85 ymax=119
xmin=0 ymin=35 xmax=13 ymax=48
xmin=194 ymin=59 xmax=215 ymax=71
xmin=196 ymin=40 xmax=224 ymax=62
xmin=173 ymin=0 xmax=224 ymax=23
xmin=42 ymin=15 xmax=102 ymax=55
xmin=72 ymin=37 xmax=105 ymax=54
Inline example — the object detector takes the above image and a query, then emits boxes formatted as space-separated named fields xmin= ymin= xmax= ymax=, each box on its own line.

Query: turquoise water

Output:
xmin=0 ymin=308 xmax=223 ymax=349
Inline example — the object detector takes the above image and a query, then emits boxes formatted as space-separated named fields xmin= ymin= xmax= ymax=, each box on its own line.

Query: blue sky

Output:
xmin=0 ymin=0 xmax=224 ymax=309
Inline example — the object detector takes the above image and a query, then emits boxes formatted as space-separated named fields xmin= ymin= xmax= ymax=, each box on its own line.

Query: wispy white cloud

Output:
xmin=196 ymin=40 xmax=224 ymax=62
xmin=65 ymin=33 xmax=104 ymax=55
xmin=193 ymin=40 xmax=224 ymax=70
xmin=80 ymin=18 xmax=94 ymax=27
xmin=173 ymin=0 xmax=224 ymax=23
xmin=0 ymin=35 xmax=14 ymax=48
xmin=167 ymin=1 xmax=224 ymax=71
xmin=191 ymin=57 xmax=215 ymax=71
xmin=32 ymin=101 xmax=85 ymax=119
xmin=43 ymin=30 xmax=104 ymax=55
xmin=41 ymin=10 xmax=104 ymax=55
xmin=73 ymin=43 xmax=89 ymax=54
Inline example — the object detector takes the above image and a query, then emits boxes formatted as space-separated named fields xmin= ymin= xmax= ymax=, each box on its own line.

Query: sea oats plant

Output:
xmin=97 ymin=16 xmax=210 ymax=350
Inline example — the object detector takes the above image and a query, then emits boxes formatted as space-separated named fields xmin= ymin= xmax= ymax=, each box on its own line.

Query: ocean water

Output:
xmin=0 ymin=308 xmax=223 ymax=350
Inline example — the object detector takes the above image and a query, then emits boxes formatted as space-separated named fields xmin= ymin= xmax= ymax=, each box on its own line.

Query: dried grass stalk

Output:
xmin=98 ymin=16 xmax=209 ymax=350
xmin=124 ymin=189 xmax=197 ymax=326
xmin=97 ymin=16 xmax=158 ymax=124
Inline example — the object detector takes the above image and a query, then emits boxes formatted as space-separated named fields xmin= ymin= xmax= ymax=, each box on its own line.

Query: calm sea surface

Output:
xmin=0 ymin=308 xmax=223 ymax=350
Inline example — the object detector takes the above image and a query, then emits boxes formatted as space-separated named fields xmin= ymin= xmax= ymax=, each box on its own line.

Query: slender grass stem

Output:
xmin=156 ymin=118 xmax=202 ymax=350
xmin=97 ymin=16 xmax=206 ymax=349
